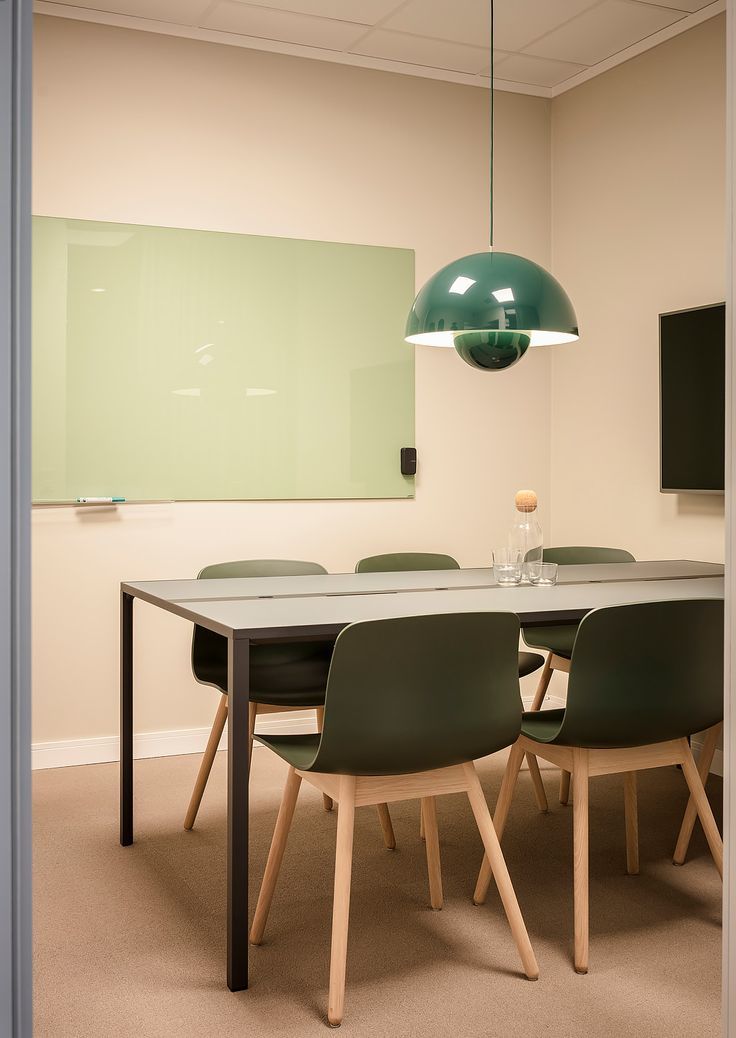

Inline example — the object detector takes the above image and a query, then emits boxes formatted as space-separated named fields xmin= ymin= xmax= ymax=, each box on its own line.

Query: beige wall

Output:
xmin=550 ymin=16 xmax=726 ymax=562
xmin=32 ymin=16 xmax=553 ymax=745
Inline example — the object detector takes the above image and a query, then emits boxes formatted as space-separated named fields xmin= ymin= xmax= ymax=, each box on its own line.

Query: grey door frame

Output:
xmin=0 ymin=0 xmax=32 ymax=1035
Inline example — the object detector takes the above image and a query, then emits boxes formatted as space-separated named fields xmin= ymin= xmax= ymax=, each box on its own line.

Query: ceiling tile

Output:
xmin=629 ymin=0 xmax=718 ymax=10
xmin=350 ymin=28 xmax=490 ymax=75
xmin=492 ymin=52 xmax=588 ymax=87
xmin=380 ymin=0 xmax=490 ymax=49
xmin=524 ymin=0 xmax=685 ymax=65
xmin=221 ymin=0 xmax=403 ymax=26
xmin=494 ymin=0 xmax=600 ymax=51
xmin=202 ymin=1 xmax=366 ymax=48
xmin=41 ymin=0 xmax=214 ymax=23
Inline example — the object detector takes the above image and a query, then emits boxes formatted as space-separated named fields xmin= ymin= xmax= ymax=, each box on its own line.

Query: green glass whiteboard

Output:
xmin=32 ymin=217 xmax=415 ymax=502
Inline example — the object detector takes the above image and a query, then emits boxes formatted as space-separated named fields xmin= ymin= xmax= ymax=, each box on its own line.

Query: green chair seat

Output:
xmin=521 ymin=709 xmax=566 ymax=743
xmin=523 ymin=626 xmax=575 ymax=659
xmin=519 ymin=651 xmax=546 ymax=677
xmin=257 ymin=733 xmax=322 ymax=771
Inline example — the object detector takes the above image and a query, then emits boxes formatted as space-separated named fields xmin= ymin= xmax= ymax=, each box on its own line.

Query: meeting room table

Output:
xmin=118 ymin=558 xmax=724 ymax=992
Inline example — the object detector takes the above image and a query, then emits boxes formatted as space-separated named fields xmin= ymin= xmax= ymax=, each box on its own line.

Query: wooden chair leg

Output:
xmin=315 ymin=707 xmax=333 ymax=812
xmin=624 ymin=772 xmax=639 ymax=875
xmin=419 ymin=803 xmax=425 ymax=841
xmin=249 ymin=766 xmax=302 ymax=945
xmin=679 ymin=739 xmax=723 ymax=878
xmin=328 ymin=776 xmax=357 ymax=1028
xmin=464 ymin=763 xmax=539 ymax=980
xmin=474 ymin=740 xmax=525 ymax=906
xmin=559 ymin=769 xmax=571 ymax=806
xmin=530 ymin=653 xmax=554 ymax=711
xmin=572 ymin=748 xmax=589 ymax=974
xmin=421 ymin=798 xmax=443 ymax=909
xmin=673 ymin=723 xmax=721 ymax=866
xmin=376 ymin=803 xmax=396 ymax=850
xmin=184 ymin=693 xmax=229 ymax=831
xmin=248 ymin=700 xmax=257 ymax=767
xmin=526 ymin=754 xmax=548 ymax=813
xmin=526 ymin=654 xmax=553 ymax=811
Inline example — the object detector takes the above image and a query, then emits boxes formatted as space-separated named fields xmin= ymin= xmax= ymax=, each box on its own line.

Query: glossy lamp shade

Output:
xmin=405 ymin=251 xmax=579 ymax=371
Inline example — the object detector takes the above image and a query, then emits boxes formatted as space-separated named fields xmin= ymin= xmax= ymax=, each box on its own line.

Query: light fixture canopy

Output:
xmin=405 ymin=250 xmax=579 ymax=370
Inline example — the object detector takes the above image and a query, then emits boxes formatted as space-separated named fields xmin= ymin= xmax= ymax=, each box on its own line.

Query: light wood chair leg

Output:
xmin=530 ymin=653 xmax=554 ymax=711
xmin=624 ymin=772 xmax=639 ymax=875
xmin=464 ymin=763 xmax=538 ymax=980
xmin=377 ymin=803 xmax=396 ymax=850
xmin=315 ymin=707 xmax=333 ymax=812
xmin=572 ymin=748 xmax=589 ymax=974
xmin=419 ymin=803 xmax=425 ymax=841
xmin=673 ymin=723 xmax=721 ymax=866
xmin=526 ymin=754 xmax=548 ymax=813
xmin=474 ymin=740 xmax=525 ymax=905
xmin=248 ymin=700 xmax=258 ymax=767
xmin=525 ymin=654 xmax=554 ymax=811
xmin=679 ymin=740 xmax=723 ymax=878
xmin=559 ymin=769 xmax=571 ymax=806
xmin=328 ymin=776 xmax=357 ymax=1028
xmin=421 ymin=798 xmax=443 ymax=909
xmin=184 ymin=693 xmax=229 ymax=831
xmin=249 ymin=766 xmax=302 ymax=946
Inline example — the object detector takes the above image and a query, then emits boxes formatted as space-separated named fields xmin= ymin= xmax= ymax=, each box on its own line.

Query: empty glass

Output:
xmin=493 ymin=548 xmax=523 ymax=586
xmin=529 ymin=562 xmax=558 ymax=586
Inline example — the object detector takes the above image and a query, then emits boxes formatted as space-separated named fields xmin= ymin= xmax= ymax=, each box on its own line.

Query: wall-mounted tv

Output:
xmin=660 ymin=302 xmax=725 ymax=495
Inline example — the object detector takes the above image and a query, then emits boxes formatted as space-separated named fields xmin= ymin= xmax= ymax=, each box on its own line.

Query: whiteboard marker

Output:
xmin=76 ymin=497 xmax=126 ymax=504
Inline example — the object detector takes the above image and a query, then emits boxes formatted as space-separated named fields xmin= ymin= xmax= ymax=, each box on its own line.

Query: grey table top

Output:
xmin=122 ymin=560 xmax=724 ymax=639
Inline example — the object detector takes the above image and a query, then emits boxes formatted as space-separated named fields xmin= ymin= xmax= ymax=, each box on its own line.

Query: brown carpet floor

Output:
xmin=33 ymin=748 xmax=722 ymax=1038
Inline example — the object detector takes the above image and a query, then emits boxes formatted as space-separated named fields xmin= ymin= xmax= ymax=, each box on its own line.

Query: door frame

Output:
xmin=0 ymin=0 xmax=32 ymax=1035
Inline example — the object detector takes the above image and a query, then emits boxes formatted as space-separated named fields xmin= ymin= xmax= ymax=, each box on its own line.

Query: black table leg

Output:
xmin=120 ymin=590 xmax=134 ymax=846
xmin=227 ymin=636 xmax=250 ymax=992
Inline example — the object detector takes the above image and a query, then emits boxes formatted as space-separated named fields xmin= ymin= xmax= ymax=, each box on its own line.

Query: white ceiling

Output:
xmin=34 ymin=0 xmax=725 ymax=97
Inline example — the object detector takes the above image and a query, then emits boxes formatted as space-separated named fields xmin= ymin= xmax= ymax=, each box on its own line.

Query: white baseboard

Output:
xmin=31 ymin=699 xmax=724 ymax=778
xmin=31 ymin=713 xmax=317 ymax=770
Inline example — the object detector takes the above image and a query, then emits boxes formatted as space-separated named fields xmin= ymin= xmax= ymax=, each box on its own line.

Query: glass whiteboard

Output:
xmin=32 ymin=217 xmax=415 ymax=502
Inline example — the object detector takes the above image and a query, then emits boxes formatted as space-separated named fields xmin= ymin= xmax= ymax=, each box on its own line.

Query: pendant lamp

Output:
xmin=404 ymin=1 xmax=579 ymax=371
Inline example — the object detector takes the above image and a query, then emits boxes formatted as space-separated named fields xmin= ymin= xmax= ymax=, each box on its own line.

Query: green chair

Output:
xmin=474 ymin=599 xmax=723 ymax=975
xmin=523 ymin=546 xmax=636 ymax=807
xmin=249 ymin=612 xmax=539 ymax=1026
xmin=185 ymin=560 xmax=366 ymax=829
xmin=356 ymin=552 xmax=547 ymax=819
xmin=356 ymin=552 xmax=545 ymax=680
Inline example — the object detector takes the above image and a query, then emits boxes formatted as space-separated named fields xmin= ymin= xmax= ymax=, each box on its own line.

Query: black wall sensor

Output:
xmin=400 ymin=447 xmax=417 ymax=476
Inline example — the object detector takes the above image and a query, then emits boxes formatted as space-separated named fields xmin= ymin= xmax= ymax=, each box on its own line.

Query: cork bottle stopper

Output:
xmin=515 ymin=489 xmax=538 ymax=513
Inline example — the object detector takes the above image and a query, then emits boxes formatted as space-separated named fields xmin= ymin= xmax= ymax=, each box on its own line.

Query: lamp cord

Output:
xmin=489 ymin=0 xmax=494 ymax=249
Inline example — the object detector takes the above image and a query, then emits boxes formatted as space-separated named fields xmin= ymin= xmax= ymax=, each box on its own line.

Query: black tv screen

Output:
xmin=660 ymin=302 xmax=725 ymax=494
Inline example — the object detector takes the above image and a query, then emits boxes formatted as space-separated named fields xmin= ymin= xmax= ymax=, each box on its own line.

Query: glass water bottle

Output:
xmin=509 ymin=489 xmax=543 ymax=583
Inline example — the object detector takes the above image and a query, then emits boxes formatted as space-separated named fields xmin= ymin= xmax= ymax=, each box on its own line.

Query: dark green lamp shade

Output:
xmin=405 ymin=251 xmax=579 ymax=371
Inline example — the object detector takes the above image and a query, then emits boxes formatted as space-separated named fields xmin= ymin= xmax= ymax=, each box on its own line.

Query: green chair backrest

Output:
xmin=557 ymin=599 xmax=723 ymax=748
xmin=304 ymin=612 xmax=522 ymax=776
xmin=192 ymin=560 xmax=328 ymax=684
xmin=541 ymin=546 xmax=635 ymax=566
xmin=355 ymin=552 xmax=460 ymax=573
xmin=197 ymin=559 xmax=327 ymax=580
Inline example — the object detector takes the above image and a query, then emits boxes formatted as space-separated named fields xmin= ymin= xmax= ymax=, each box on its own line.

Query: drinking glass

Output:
xmin=530 ymin=562 xmax=558 ymax=586
xmin=493 ymin=548 xmax=522 ymax=586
